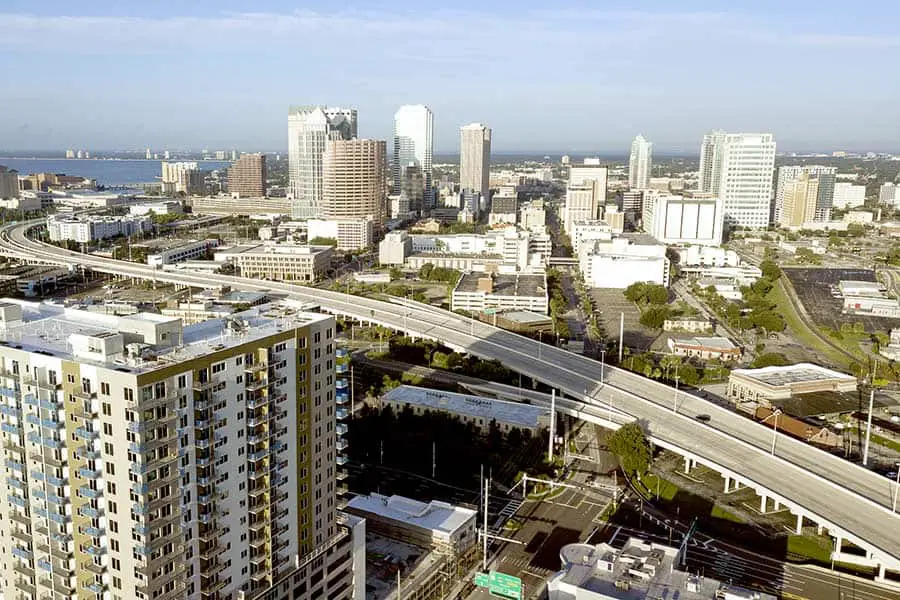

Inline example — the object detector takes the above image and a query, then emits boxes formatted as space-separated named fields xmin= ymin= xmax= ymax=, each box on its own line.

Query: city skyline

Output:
xmin=2 ymin=1 xmax=900 ymax=152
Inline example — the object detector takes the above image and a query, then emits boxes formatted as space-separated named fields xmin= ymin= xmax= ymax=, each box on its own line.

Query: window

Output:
xmin=102 ymin=403 xmax=111 ymax=416
xmin=103 ymin=423 xmax=112 ymax=435
xmin=100 ymin=382 xmax=110 ymax=395
xmin=105 ymin=463 xmax=115 ymax=476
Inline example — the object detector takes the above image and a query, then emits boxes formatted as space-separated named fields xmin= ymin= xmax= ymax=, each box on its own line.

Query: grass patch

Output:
xmin=786 ymin=534 xmax=832 ymax=563
xmin=767 ymin=281 xmax=853 ymax=370
xmin=872 ymin=433 xmax=900 ymax=453
xmin=642 ymin=474 xmax=679 ymax=501
xmin=710 ymin=505 xmax=745 ymax=523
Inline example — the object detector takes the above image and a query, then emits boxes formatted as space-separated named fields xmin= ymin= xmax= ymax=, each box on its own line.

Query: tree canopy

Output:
xmin=608 ymin=422 xmax=653 ymax=478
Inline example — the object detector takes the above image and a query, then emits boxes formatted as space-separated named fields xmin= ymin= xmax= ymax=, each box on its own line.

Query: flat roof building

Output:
xmin=346 ymin=493 xmax=477 ymax=556
xmin=547 ymin=537 xmax=774 ymax=600
xmin=382 ymin=384 xmax=551 ymax=434
xmin=728 ymin=363 xmax=857 ymax=407
xmin=214 ymin=243 xmax=333 ymax=282
xmin=451 ymin=271 xmax=549 ymax=314
xmin=228 ymin=152 xmax=267 ymax=198
xmin=667 ymin=336 xmax=741 ymax=361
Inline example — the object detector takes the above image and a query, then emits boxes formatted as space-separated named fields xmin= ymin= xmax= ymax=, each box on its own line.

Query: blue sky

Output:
xmin=1 ymin=0 xmax=899 ymax=153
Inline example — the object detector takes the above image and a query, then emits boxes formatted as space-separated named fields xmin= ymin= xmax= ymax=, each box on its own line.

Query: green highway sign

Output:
xmin=473 ymin=572 xmax=490 ymax=588
xmin=489 ymin=571 xmax=522 ymax=600
xmin=484 ymin=308 xmax=498 ymax=315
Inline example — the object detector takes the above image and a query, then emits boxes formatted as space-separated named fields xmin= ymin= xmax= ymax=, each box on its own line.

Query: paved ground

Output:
xmin=589 ymin=287 xmax=658 ymax=351
xmin=784 ymin=267 xmax=900 ymax=332
xmin=469 ymin=424 xmax=617 ymax=600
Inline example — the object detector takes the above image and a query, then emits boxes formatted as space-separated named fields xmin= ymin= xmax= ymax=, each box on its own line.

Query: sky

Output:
xmin=1 ymin=0 xmax=899 ymax=154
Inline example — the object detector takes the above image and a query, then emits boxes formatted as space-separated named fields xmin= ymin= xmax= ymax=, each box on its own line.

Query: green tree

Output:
xmin=389 ymin=266 xmax=403 ymax=280
xmin=639 ymin=305 xmax=671 ymax=329
xmin=608 ymin=422 xmax=653 ymax=478
xmin=847 ymin=222 xmax=866 ymax=237
xmin=751 ymin=352 xmax=790 ymax=368
xmin=678 ymin=363 xmax=700 ymax=386
xmin=418 ymin=263 xmax=434 ymax=280
xmin=759 ymin=260 xmax=781 ymax=281
xmin=309 ymin=236 xmax=337 ymax=246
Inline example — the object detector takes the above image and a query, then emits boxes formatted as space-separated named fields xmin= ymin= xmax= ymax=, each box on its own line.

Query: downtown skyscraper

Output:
xmin=287 ymin=106 xmax=357 ymax=219
xmin=392 ymin=105 xmax=434 ymax=215
xmin=459 ymin=123 xmax=491 ymax=202
xmin=323 ymin=138 xmax=387 ymax=221
xmin=699 ymin=131 xmax=776 ymax=229
xmin=628 ymin=135 xmax=652 ymax=189
xmin=774 ymin=165 xmax=836 ymax=225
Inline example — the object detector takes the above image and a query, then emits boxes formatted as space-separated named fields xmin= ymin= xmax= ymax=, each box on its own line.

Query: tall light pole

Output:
xmin=892 ymin=461 xmax=900 ymax=513
xmin=770 ymin=409 xmax=781 ymax=455
xmin=538 ymin=330 xmax=543 ymax=360
xmin=600 ymin=348 xmax=606 ymax=388
xmin=862 ymin=388 xmax=875 ymax=467
xmin=672 ymin=376 xmax=680 ymax=412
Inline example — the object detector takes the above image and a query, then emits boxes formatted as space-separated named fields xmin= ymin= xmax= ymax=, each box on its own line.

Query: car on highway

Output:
xmin=695 ymin=414 xmax=711 ymax=423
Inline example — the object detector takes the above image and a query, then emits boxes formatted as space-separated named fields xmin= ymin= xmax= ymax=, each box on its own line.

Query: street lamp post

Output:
xmin=600 ymin=348 xmax=606 ymax=387
xmin=770 ymin=409 xmax=781 ymax=455
xmin=673 ymin=376 xmax=680 ymax=413
xmin=538 ymin=330 xmax=543 ymax=360
xmin=893 ymin=462 xmax=900 ymax=513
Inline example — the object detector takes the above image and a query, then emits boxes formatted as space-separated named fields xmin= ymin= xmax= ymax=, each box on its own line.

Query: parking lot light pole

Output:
xmin=893 ymin=463 xmax=900 ymax=513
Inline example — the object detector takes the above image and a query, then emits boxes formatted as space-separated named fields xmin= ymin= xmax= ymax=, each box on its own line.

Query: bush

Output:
xmin=625 ymin=282 xmax=669 ymax=305
xmin=639 ymin=305 xmax=672 ymax=329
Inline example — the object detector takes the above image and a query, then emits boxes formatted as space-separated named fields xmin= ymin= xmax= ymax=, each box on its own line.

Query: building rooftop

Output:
xmin=383 ymin=384 xmax=549 ymax=429
xmin=671 ymin=336 xmax=736 ymax=350
xmin=346 ymin=493 xmax=475 ymax=540
xmin=547 ymin=537 xmax=770 ymax=600
xmin=455 ymin=272 xmax=546 ymax=298
xmin=731 ymin=363 xmax=856 ymax=388
xmin=216 ymin=243 xmax=332 ymax=256
xmin=0 ymin=298 xmax=328 ymax=375
xmin=498 ymin=310 xmax=554 ymax=325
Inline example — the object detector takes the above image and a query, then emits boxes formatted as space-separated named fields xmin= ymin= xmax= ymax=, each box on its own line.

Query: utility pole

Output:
xmin=618 ymin=312 xmax=624 ymax=363
xmin=548 ymin=390 xmax=556 ymax=463
xmin=482 ymin=477 xmax=490 ymax=571
xmin=432 ymin=442 xmax=436 ymax=478
xmin=350 ymin=365 xmax=355 ymax=418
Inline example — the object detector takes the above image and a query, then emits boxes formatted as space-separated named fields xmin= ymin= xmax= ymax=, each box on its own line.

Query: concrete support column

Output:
xmin=774 ymin=500 xmax=781 ymax=511
xmin=684 ymin=457 xmax=692 ymax=474
xmin=817 ymin=524 xmax=824 ymax=535
xmin=834 ymin=536 xmax=843 ymax=554
xmin=878 ymin=564 xmax=886 ymax=581
xmin=760 ymin=494 xmax=768 ymax=513
xmin=795 ymin=513 xmax=803 ymax=534
xmin=723 ymin=476 xmax=731 ymax=493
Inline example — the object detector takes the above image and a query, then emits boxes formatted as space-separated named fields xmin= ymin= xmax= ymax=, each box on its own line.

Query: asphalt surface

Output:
xmin=3 ymin=220 xmax=900 ymax=567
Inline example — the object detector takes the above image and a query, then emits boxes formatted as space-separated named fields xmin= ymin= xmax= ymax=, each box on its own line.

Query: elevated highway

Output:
xmin=2 ymin=220 xmax=900 ymax=576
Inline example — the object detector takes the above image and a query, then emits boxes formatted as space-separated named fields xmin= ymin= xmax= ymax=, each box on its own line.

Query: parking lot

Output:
xmin=783 ymin=267 xmax=900 ymax=331
xmin=590 ymin=288 xmax=659 ymax=352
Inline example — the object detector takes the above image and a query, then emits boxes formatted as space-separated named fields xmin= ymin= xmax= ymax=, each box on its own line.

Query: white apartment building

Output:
xmin=628 ymin=135 xmax=652 ymax=189
xmin=129 ymin=200 xmax=183 ymax=217
xmin=408 ymin=229 xmax=546 ymax=272
xmin=379 ymin=231 xmax=412 ymax=265
xmin=774 ymin=165 xmax=836 ymax=224
xmin=879 ymin=182 xmax=899 ymax=207
xmin=459 ymin=124 xmax=491 ymax=202
xmin=160 ymin=161 xmax=203 ymax=196
xmin=215 ymin=244 xmax=334 ymax=282
xmin=570 ymin=220 xmax=614 ymax=256
xmin=563 ymin=164 xmax=607 ymax=233
xmin=642 ymin=192 xmax=724 ymax=246
xmin=47 ymin=214 xmax=152 ymax=243
xmin=146 ymin=238 xmax=219 ymax=267
xmin=699 ymin=131 xmax=776 ymax=229
xmin=832 ymin=182 xmax=867 ymax=209
xmin=287 ymin=105 xmax=357 ymax=219
xmin=0 ymin=299 xmax=338 ymax=600
xmin=307 ymin=218 xmax=374 ymax=251
xmin=393 ymin=105 xmax=434 ymax=210
xmin=677 ymin=246 xmax=741 ymax=267
xmin=519 ymin=200 xmax=547 ymax=233
xmin=580 ymin=238 xmax=670 ymax=288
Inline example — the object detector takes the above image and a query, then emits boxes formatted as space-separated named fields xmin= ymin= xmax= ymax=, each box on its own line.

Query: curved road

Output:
xmin=2 ymin=221 xmax=900 ymax=569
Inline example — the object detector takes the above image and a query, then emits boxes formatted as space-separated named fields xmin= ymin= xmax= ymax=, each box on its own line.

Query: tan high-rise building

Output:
xmin=322 ymin=139 xmax=386 ymax=221
xmin=778 ymin=172 xmax=820 ymax=227
xmin=0 ymin=299 xmax=339 ymax=600
xmin=460 ymin=123 xmax=491 ymax=201
xmin=228 ymin=153 xmax=267 ymax=198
